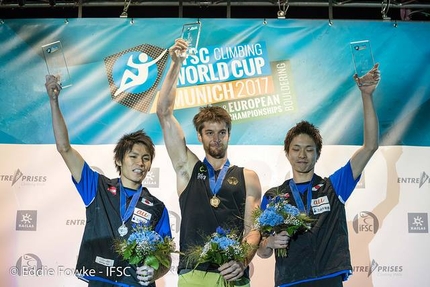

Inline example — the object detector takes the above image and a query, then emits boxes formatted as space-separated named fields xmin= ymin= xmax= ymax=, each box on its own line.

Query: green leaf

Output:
xmin=144 ymin=255 xmax=160 ymax=270
xmin=214 ymin=251 xmax=223 ymax=265
xmin=130 ymin=255 xmax=141 ymax=265
xmin=123 ymin=248 xmax=132 ymax=259
xmin=286 ymin=226 xmax=298 ymax=236
xmin=156 ymin=254 xmax=170 ymax=268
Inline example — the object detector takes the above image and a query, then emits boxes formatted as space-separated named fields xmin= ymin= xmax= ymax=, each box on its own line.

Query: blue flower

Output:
xmin=283 ymin=203 xmax=300 ymax=217
xmin=258 ymin=208 xmax=284 ymax=227
xmin=192 ymin=226 xmax=252 ymax=287
xmin=216 ymin=226 xmax=228 ymax=236
xmin=114 ymin=221 xmax=176 ymax=269
xmin=212 ymin=235 xmax=238 ymax=250
xmin=253 ymin=192 xmax=314 ymax=257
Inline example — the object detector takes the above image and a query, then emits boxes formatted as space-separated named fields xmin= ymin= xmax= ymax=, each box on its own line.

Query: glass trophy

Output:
xmin=180 ymin=22 xmax=201 ymax=57
xmin=42 ymin=41 xmax=72 ymax=88
xmin=350 ymin=40 xmax=374 ymax=77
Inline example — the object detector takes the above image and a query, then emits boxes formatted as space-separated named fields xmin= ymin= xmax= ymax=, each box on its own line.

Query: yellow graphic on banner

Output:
xmin=149 ymin=59 xmax=298 ymax=123
xmin=150 ymin=76 xmax=275 ymax=113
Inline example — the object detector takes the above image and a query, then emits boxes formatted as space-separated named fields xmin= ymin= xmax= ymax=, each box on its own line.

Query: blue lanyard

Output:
xmin=203 ymin=158 xmax=230 ymax=196
xmin=119 ymin=181 xmax=142 ymax=223
xmin=289 ymin=176 xmax=314 ymax=215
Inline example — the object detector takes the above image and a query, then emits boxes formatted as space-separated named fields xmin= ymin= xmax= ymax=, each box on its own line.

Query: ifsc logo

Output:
xmin=353 ymin=211 xmax=379 ymax=234
xmin=12 ymin=253 xmax=43 ymax=276
xmin=104 ymin=44 xmax=168 ymax=113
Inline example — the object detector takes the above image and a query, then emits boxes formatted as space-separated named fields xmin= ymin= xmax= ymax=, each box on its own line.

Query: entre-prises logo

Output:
xmin=1 ymin=169 xmax=47 ymax=186
xmin=398 ymin=171 xmax=430 ymax=189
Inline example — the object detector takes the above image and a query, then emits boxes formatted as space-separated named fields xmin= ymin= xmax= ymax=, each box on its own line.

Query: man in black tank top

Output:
xmin=157 ymin=39 xmax=262 ymax=287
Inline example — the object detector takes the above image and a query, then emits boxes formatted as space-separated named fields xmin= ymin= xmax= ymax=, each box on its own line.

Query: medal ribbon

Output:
xmin=119 ymin=180 xmax=143 ymax=223
xmin=289 ymin=176 xmax=314 ymax=215
xmin=203 ymin=158 xmax=230 ymax=197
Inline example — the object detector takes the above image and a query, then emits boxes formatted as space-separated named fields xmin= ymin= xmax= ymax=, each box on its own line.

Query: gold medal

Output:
xmin=210 ymin=195 xmax=221 ymax=208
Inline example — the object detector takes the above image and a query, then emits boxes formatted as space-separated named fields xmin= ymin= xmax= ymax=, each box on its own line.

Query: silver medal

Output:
xmin=118 ymin=223 xmax=128 ymax=237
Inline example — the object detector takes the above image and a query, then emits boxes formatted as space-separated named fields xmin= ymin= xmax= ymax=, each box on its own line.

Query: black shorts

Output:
xmin=294 ymin=275 xmax=343 ymax=287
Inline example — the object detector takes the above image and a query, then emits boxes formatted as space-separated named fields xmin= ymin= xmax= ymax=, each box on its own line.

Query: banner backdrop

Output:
xmin=0 ymin=18 xmax=429 ymax=287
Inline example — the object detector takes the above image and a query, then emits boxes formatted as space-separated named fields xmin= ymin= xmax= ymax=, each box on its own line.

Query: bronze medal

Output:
xmin=210 ymin=195 xmax=221 ymax=208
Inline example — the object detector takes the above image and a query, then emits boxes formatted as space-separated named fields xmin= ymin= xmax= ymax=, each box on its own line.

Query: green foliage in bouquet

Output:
xmin=253 ymin=193 xmax=314 ymax=257
xmin=186 ymin=226 xmax=256 ymax=287
xmin=114 ymin=222 xmax=176 ymax=270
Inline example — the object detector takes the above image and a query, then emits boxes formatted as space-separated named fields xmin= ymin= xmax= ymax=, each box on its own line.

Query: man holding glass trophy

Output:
xmin=179 ymin=22 xmax=201 ymax=58
xmin=42 ymin=41 xmax=72 ymax=88
xmin=350 ymin=40 xmax=375 ymax=81
xmin=157 ymin=22 xmax=263 ymax=287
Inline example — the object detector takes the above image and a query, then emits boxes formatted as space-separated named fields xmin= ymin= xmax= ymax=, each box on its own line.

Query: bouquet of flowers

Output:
xmin=187 ymin=226 xmax=254 ymax=287
xmin=253 ymin=193 xmax=314 ymax=257
xmin=114 ymin=222 xmax=176 ymax=270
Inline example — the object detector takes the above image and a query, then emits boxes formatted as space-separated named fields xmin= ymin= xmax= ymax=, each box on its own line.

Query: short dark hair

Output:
xmin=192 ymin=105 xmax=232 ymax=134
xmin=284 ymin=121 xmax=322 ymax=160
xmin=113 ymin=130 xmax=155 ymax=174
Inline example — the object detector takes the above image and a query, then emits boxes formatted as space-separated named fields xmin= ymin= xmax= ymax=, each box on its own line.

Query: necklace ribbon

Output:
xmin=119 ymin=181 xmax=143 ymax=224
xmin=203 ymin=158 xmax=230 ymax=197
xmin=289 ymin=176 xmax=314 ymax=215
